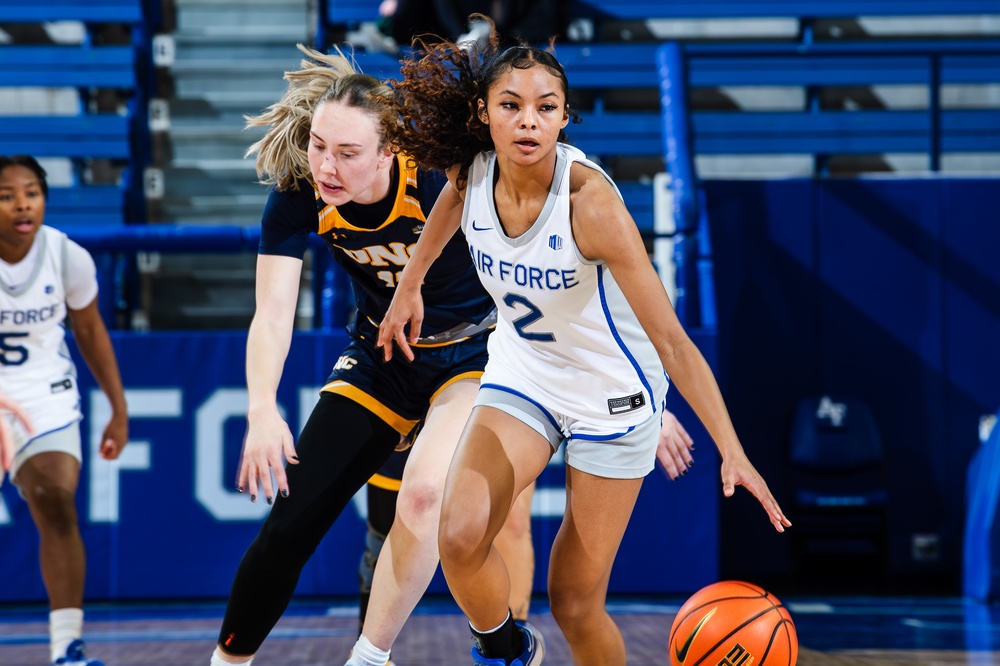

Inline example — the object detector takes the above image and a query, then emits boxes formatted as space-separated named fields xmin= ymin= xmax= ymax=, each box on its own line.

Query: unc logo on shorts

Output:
xmin=333 ymin=355 xmax=358 ymax=371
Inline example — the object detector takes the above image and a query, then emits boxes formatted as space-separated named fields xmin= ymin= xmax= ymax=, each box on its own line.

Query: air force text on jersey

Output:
xmin=469 ymin=244 xmax=579 ymax=291
xmin=0 ymin=303 xmax=62 ymax=325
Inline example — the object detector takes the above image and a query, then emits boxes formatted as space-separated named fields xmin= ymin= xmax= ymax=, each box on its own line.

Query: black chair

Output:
xmin=786 ymin=395 xmax=890 ymax=579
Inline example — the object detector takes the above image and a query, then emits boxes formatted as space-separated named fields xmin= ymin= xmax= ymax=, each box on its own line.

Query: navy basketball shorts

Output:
xmin=320 ymin=325 xmax=490 ymax=438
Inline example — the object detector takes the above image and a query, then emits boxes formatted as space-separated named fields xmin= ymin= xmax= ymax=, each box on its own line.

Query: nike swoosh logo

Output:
xmin=675 ymin=607 xmax=717 ymax=664
xmin=471 ymin=219 xmax=493 ymax=231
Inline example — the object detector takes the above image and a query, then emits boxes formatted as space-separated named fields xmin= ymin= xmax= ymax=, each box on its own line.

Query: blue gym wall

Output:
xmin=0 ymin=331 xmax=720 ymax=603
xmin=702 ymin=178 xmax=1000 ymax=586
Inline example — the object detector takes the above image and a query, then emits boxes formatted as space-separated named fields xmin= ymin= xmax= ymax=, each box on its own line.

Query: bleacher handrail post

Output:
xmin=657 ymin=41 xmax=701 ymax=328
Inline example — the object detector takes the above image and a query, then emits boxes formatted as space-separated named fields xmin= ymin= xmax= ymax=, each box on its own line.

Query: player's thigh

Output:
xmin=13 ymin=426 xmax=82 ymax=498
xmin=442 ymin=407 xmax=551 ymax=542
xmin=401 ymin=378 xmax=479 ymax=489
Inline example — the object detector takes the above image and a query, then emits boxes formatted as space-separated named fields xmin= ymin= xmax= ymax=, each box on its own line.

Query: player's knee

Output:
xmin=548 ymin=578 xmax=600 ymax=626
xmin=438 ymin=509 xmax=488 ymax=567
xmin=255 ymin=517 xmax=316 ymax=568
xmin=395 ymin=479 xmax=442 ymax=529
xmin=24 ymin=484 xmax=77 ymax=534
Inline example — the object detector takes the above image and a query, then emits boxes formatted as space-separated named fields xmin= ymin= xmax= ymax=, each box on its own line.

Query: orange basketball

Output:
xmin=668 ymin=580 xmax=797 ymax=666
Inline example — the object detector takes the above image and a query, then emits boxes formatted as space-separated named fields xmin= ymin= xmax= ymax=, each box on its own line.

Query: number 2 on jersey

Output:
xmin=503 ymin=293 xmax=555 ymax=342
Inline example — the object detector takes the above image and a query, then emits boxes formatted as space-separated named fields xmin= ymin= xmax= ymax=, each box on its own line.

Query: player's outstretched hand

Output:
xmin=720 ymin=453 xmax=792 ymax=533
xmin=0 ymin=395 xmax=33 ymax=472
xmin=656 ymin=409 xmax=695 ymax=480
xmin=376 ymin=283 xmax=424 ymax=363
xmin=238 ymin=407 xmax=298 ymax=505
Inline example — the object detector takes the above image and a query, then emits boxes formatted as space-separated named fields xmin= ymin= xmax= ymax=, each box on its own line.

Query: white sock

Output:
xmin=211 ymin=646 xmax=254 ymax=666
xmin=347 ymin=635 xmax=391 ymax=666
xmin=50 ymin=608 xmax=83 ymax=663
xmin=472 ymin=610 xmax=511 ymax=634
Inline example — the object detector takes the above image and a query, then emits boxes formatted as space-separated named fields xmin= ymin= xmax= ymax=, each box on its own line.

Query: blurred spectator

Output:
xmin=347 ymin=0 xmax=568 ymax=53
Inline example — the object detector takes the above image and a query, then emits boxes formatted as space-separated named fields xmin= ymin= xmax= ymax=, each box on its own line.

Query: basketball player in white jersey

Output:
xmin=0 ymin=155 xmax=129 ymax=666
xmin=378 ymin=20 xmax=791 ymax=666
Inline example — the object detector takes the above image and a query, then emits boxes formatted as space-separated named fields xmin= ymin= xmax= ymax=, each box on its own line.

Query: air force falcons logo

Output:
xmin=548 ymin=234 xmax=563 ymax=250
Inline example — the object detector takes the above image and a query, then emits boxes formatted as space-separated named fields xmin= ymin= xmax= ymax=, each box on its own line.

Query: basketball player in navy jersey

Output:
xmin=378 ymin=20 xmax=791 ymax=666
xmin=0 ymin=155 xmax=129 ymax=666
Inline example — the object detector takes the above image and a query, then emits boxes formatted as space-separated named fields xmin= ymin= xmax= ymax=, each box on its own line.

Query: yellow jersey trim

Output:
xmin=320 ymin=381 xmax=418 ymax=435
xmin=316 ymin=154 xmax=425 ymax=236
xmin=367 ymin=473 xmax=402 ymax=491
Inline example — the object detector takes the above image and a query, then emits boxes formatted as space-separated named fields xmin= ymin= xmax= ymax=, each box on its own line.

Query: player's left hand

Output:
xmin=656 ymin=409 xmax=694 ymax=480
xmin=98 ymin=412 xmax=129 ymax=460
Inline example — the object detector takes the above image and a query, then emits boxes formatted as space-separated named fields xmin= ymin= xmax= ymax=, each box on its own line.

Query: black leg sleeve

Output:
xmin=217 ymin=393 xmax=399 ymax=655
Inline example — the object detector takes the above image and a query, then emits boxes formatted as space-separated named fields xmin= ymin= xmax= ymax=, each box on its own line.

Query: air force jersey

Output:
xmin=0 ymin=226 xmax=98 ymax=437
xmin=462 ymin=143 xmax=668 ymax=430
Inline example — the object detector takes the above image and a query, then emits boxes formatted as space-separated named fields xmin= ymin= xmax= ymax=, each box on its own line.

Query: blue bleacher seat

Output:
xmin=0 ymin=46 xmax=136 ymax=89
xmin=46 ymin=186 xmax=129 ymax=227
xmin=0 ymin=0 xmax=144 ymax=23
xmin=0 ymin=0 xmax=152 ymax=225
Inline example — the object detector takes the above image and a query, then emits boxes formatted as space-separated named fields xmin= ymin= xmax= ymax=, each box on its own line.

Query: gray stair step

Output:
xmin=159 ymin=199 xmax=265 ymax=225
xmin=169 ymin=122 xmax=266 ymax=165
xmin=150 ymin=0 xmax=308 ymax=327
xmin=171 ymin=80 xmax=286 ymax=110
xmin=171 ymin=43 xmax=305 ymax=62
xmin=145 ymin=251 xmax=258 ymax=329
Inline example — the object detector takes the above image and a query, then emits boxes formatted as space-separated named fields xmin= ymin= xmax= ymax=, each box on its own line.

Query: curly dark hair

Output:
xmin=388 ymin=15 xmax=580 ymax=187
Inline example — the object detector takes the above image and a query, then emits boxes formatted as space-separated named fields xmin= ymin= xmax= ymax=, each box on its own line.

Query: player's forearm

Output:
xmin=74 ymin=326 xmax=127 ymax=415
xmin=245 ymin=312 xmax=294 ymax=415
xmin=398 ymin=182 xmax=464 ymax=291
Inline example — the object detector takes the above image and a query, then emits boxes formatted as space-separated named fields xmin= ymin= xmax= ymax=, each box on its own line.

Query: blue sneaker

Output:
xmin=53 ymin=639 xmax=105 ymax=665
xmin=514 ymin=621 xmax=545 ymax=666
xmin=470 ymin=621 xmax=545 ymax=666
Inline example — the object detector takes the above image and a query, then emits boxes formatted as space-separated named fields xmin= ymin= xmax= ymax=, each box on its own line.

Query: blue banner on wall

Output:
xmin=0 ymin=331 xmax=719 ymax=602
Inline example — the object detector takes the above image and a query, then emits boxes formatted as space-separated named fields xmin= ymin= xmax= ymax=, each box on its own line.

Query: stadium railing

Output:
xmin=60 ymin=225 xmax=351 ymax=331
xmin=0 ymin=0 xmax=158 ymax=226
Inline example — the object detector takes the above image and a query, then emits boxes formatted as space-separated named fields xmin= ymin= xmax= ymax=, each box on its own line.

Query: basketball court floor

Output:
xmin=2 ymin=593 xmax=999 ymax=665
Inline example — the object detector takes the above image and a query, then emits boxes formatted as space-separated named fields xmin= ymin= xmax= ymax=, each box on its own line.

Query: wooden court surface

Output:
xmin=2 ymin=595 xmax=1000 ymax=665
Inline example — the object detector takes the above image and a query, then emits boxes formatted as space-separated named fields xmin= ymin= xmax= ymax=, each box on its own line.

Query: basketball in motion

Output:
xmin=669 ymin=580 xmax=797 ymax=666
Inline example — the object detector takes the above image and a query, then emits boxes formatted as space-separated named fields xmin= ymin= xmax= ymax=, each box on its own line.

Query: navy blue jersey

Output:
xmin=258 ymin=153 xmax=495 ymax=339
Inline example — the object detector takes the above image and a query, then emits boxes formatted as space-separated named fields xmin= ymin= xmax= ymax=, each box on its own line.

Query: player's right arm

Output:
xmin=377 ymin=167 xmax=465 ymax=362
xmin=240 ymin=253 xmax=303 ymax=504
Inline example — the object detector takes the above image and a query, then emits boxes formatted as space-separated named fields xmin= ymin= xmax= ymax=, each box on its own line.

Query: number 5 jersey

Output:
xmin=0 ymin=226 xmax=98 ymax=437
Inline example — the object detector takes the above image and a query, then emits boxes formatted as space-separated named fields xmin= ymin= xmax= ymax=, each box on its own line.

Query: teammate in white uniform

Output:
xmin=378 ymin=20 xmax=791 ymax=666
xmin=0 ymin=155 xmax=128 ymax=666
